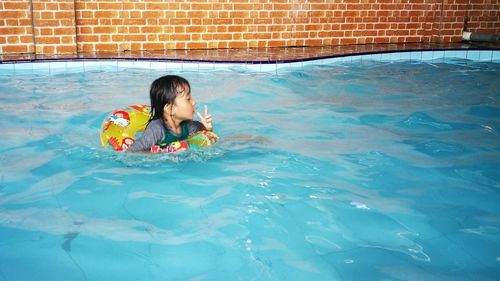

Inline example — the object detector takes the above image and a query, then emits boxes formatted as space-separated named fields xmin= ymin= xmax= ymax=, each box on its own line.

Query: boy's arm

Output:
xmin=187 ymin=120 xmax=206 ymax=136
xmin=128 ymin=121 xmax=164 ymax=152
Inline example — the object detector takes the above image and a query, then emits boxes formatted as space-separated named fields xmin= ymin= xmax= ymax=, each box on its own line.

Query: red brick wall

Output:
xmin=466 ymin=0 xmax=500 ymax=34
xmin=32 ymin=0 xmax=78 ymax=54
xmin=1 ymin=0 xmax=499 ymax=55
xmin=0 ymin=0 xmax=34 ymax=54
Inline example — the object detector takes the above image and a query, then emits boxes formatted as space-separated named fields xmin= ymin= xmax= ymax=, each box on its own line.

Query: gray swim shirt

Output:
xmin=128 ymin=119 xmax=204 ymax=152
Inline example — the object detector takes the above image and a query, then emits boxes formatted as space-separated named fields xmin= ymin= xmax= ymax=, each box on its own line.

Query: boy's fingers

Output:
xmin=196 ymin=111 xmax=204 ymax=121
xmin=197 ymin=108 xmax=213 ymax=130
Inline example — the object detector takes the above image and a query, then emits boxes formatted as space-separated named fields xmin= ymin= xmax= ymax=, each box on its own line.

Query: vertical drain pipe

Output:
xmin=29 ymin=0 xmax=37 ymax=55
xmin=437 ymin=0 xmax=445 ymax=42
xmin=73 ymin=0 xmax=80 ymax=54
xmin=463 ymin=0 xmax=470 ymax=33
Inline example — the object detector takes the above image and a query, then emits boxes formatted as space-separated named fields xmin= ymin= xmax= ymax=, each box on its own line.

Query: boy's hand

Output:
xmin=196 ymin=105 xmax=213 ymax=131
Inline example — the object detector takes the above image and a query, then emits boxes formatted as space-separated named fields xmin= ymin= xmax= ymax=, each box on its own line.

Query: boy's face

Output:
xmin=171 ymin=84 xmax=196 ymax=121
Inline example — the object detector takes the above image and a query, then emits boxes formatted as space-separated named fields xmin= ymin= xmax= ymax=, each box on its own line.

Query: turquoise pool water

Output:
xmin=0 ymin=56 xmax=499 ymax=281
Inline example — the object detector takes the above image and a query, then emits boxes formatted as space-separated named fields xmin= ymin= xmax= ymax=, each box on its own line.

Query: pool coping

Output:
xmin=1 ymin=42 xmax=499 ymax=65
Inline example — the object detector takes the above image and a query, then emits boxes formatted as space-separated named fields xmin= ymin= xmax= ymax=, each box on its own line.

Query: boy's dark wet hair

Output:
xmin=149 ymin=75 xmax=191 ymax=122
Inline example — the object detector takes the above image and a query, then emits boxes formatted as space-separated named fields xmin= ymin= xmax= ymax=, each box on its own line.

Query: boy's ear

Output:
xmin=164 ymin=103 xmax=174 ymax=115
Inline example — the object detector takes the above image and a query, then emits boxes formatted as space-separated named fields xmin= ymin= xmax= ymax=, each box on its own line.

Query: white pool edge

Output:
xmin=0 ymin=50 xmax=499 ymax=75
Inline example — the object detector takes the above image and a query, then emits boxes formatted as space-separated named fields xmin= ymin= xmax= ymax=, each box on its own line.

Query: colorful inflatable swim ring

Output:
xmin=150 ymin=130 xmax=218 ymax=153
xmin=100 ymin=104 xmax=218 ymax=153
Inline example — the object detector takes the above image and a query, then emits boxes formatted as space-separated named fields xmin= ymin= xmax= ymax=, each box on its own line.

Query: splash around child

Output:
xmin=100 ymin=75 xmax=218 ymax=153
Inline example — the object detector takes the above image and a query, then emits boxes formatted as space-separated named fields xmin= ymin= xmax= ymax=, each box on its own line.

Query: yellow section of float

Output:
xmin=187 ymin=130 xmax=219 ymax=148
xmin=100 ymin=104 xmax=151 ymax=151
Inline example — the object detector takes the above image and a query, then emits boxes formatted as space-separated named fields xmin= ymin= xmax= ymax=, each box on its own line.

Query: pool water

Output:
xmin=0 ymin=58 xmax=499 ymax=281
